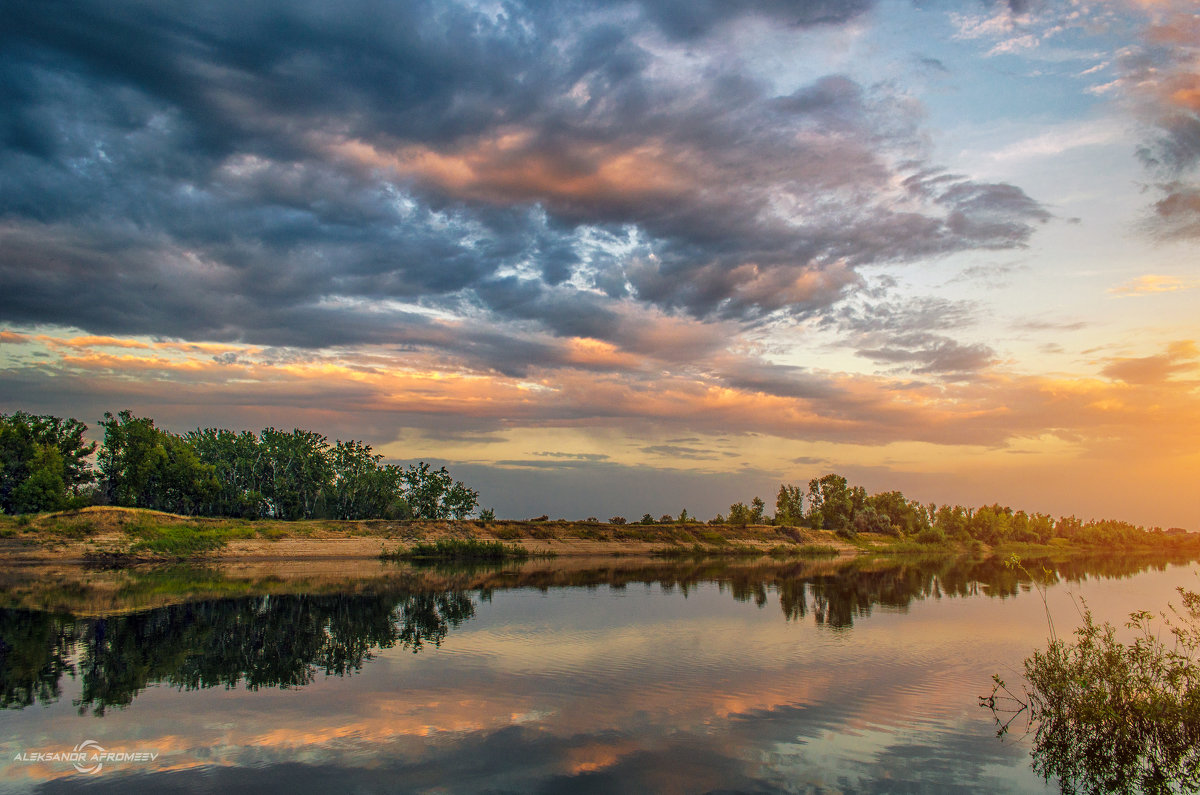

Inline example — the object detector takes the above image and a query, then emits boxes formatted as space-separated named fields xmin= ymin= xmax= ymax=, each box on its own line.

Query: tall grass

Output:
xmin=381 ymin=539 xmax=546 ymax=561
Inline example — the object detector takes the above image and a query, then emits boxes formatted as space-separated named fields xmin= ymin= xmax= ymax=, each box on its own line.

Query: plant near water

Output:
xmin=381 ymin=538 xmax=546 ymax=562
xmin=984 ymin=558 xmax=1200 ymax=793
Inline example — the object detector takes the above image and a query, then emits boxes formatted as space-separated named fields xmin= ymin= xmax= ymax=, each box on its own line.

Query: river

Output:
xmin=1 ymin=553 xmax=1196 ymax=793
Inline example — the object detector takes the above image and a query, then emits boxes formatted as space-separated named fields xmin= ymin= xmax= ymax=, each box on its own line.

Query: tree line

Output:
xmin=714 ymin=472 xmax=1185 ymax=547
xmin=0 ymin=410 xmax=478 ymax=520
xmin=1 ymin=410 xmax=1189 ymax=543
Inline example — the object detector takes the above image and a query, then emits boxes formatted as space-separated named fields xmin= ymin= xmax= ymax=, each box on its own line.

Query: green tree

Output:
xmin=97 ymin=411 xmax=216 ymax=514
xmin=774 ymin=484 xmax=804 ymax=525
xmin=805 ymin=473 xmax=855 ymax=534
xmin=728 ymin=502 xmax=752 ymax=526
xmin=865 ymin=491 xmax=928 ymax=536
xmin=401 ymin=462 xmax=478 ymax=520
xmin=258 ymin=428 xmax=332 ymax=520
xmin=0 ymin=412 xmax=96 ymax=513
xmin=750 ymin=496 xmax=766 ymax=524
xmin=10 ymin=445 xmax=67 ymax=514
xmin=186 ymin=428 xmax=268 ymax=518
xmin=326 ymin=440 xmax=405 ymax=520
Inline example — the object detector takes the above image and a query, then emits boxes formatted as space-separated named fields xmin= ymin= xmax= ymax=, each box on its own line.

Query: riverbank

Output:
xmin=2 ymin=506 xmax=1198 ymax=566
xmin=0 ymin=506 xmax=861 ymax=563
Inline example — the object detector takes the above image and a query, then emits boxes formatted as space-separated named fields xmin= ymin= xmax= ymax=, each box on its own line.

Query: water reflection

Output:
xmin=1 ymin=552 xmax=1190 ymax=717
xmin=1 ymin=591 xmax=475 ymax=715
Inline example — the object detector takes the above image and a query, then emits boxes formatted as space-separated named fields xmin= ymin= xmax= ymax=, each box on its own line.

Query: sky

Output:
xmin=1 ymin=0 xmax=1197 ymax=527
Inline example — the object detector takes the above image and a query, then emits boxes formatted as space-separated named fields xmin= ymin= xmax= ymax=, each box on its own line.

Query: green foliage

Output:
xmin=609 ymin=515 xmax=626 ymax=524
xmin=98 ymin=411 xmax=217 ymax=514
xmin=94 ymin=411 xmax=483 ymax=522
xmin=257 ymin=428 xmax=333 ymax=520
xmin=10 ymin=445 xmax=67 ymax=514
xmin=774 ymin=484 xmax=804 ymax=526
xmin=125 ymin=521 xmax=255 ymax=557
xmin=1011 ymin=588 xmax=1200 ymax=793
xmin=865 ymin=490 xmax=928 ymax=535
xmin=852 ymin=506 xmax=894 ymax=536
xmin=325 ymin=440 xmax=406 ymax=520
xmin=382 ymin=539 xmax=534 ymax=561
xmin=478 ymin=508 xmax=496 ymax=523
xmin=805 ymin=473 xmax=858 ymax=533
xmin=916 ymin=526 xmax=947 ymax=544
xmin=0 ymin=411 xmax=96 ymax=514
xmin=401 ymin=462 xmax=478 ymax=520
xmin=727 ymin=502 xmax=752 ymax=526
xmin=186 ymin=428 xmax=269 ymax=518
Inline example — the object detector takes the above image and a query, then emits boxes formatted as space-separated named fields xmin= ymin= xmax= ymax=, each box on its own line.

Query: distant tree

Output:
xmin=659 ymin=514 xmax=673 ymax=523
xmin=401 ymin=462 xmax=478 ymax=520
xmin=0 ymin=412 xmax=96 ymax=513
xmin=865 ymin=491 xmax=928 ymax=536
xmin=97 ymin=411 xmax=215 ymax=514
xmin=774 ymin=484 xmax=804 ymax=526
xmin=639 ymin=513 xmax=655 ymax=524
xmin=728 ymin=502 xmax=752 ymax=526
xmin=10 ymin=445 xmax=67 ymax=514
xmin=805 ymin=474 xmax=855 ymax=533
xmin=258 ymin=428 xmax=333 ymax=520
xmin=609 ymin=516 xmax=626 ymax=525
xmin=478 ymin=508 xmax=496 ymax=523
xmin=678 ymin=508 xmax=692 ymax=524
xmin=326 ymin=440 xmax=405 ymax=520
xmin=186 ymin=428 xmax=267 ymax=518
xmin=852 ymin=506 xmax=893 ymax=535
xmin=750 ymin=496 xmax=766 ymax=524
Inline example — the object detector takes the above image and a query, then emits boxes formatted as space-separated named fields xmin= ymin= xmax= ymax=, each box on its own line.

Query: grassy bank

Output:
xmin=1 ymin=507 xmax=1197 ymax=564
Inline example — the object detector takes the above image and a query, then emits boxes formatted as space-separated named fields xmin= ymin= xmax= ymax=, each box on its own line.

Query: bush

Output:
xmin=916 ymin=526 xmax=946 ymax=544
xmin=609 ymin=516 xmax=626 ymax=525
xmin=1021 ymin=589 xmax=1200 ymax=791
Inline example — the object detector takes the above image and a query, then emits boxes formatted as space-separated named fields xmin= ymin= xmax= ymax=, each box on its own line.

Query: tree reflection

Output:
xmin=0 ymin=590 xmax=476 ymax=715
xmin=1 ymin=551 xmax=1194 ymax=716
xmin=0 ymin=609 xmax=74 ymax=708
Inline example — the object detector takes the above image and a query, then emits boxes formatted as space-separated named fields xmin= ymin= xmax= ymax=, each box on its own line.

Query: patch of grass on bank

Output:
xmin=772 ymin=545 xmax=840 ymax=557
xmin=381 ymin=538 xmax=552 ymax=562
xmin=126 ymin=520 xmax=255 ymax=557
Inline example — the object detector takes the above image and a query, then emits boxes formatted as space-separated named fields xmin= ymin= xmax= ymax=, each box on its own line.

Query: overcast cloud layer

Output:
xmin=2 ymin=0 xmax=1198 ymax=526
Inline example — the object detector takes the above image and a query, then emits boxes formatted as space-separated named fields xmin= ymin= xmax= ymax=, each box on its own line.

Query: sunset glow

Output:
xmin=2 ymin=0 xmax=1197 ymax=526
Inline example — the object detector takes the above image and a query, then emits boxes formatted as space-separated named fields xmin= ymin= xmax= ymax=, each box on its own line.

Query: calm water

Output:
xmin=0 ymin=554 xmax=1196 ymax=793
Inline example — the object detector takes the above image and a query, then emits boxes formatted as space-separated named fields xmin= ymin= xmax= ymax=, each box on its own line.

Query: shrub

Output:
xmin=916 ymin=526 xmax=946 ymax=544
xmin=609 ymin=516 xmax=626 ymax=525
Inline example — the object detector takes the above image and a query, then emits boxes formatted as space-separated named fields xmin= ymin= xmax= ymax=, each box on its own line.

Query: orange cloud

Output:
xmin=331 ymin=132 xmax=685 ymax=208
xmin=1109 ymin=273 xmax=1196 ymax=295
xmin=0 ymin=330 xmax=31 ymax=345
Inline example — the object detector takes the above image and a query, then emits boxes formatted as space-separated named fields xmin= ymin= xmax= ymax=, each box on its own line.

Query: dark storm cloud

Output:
xmin=1 ymin=0 xmax=1050 ymax=358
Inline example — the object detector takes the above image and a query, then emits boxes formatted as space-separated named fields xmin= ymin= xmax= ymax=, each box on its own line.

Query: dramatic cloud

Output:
xmin=0 ymin=0 xmax=1049 ymax=357
xmin=2 ymin=0 xmax=1196 ymax=526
